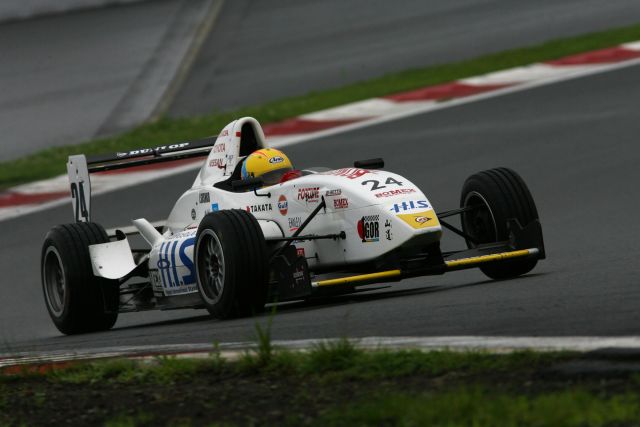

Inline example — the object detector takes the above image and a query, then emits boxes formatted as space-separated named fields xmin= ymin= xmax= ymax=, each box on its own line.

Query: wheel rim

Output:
xmin=43 ymin=246 xmax=66 ymax=317
xmin=196 ymin=229 xmax=226 ymax=305
xmin=462 ymin=191 xmax=498 ymax=246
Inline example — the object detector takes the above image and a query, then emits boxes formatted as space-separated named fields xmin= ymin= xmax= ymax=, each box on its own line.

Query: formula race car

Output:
xmin=41 ymin=117 xmax=545 ymax=334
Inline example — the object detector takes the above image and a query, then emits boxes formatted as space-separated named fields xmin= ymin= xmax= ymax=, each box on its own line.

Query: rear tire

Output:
xmin=195 ymin=210 xmax=268 ymax=319
xmin=460 ymin=167 xmax=539 ymax=280
xmin=41 ymin=222 xmax=119 ymax=335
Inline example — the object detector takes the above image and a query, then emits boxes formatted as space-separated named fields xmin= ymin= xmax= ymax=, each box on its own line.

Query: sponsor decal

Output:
xmin=362 ymin=176 xmax=403 ymax=191
xmin=150 ymin=270 xmax=163 ymax=297
xmin=220 ymin=129 xmax=229 ymax=137
xmin=389 ymin=200 xmax=430 ymax=213
xmin=296 ymin=247 xmax=305 ymax=258
xmin=357 ymin=215 xmax=380 ymax=243
xmin=323 ymin=168 xmax=371 ymax=180
xmin=375 ymin=188 xmax=416 ymax=198
xmin=156 ymin=237 xmax=196 ymax=292
xmin=213 ymin=143 xmax=225 ymax=153
xmin=191 ymin=208 xmax=196 ymax=220
xmin=325 ymin=189 xmax=342 ymax=197
xmin=288 ymin=216 xmax=302 ymax=232
xmin=278 ymin=195 xmax=288 ymax=215
xmin=297 ymin=187 xmax=320 ymax=203
xmin=205 ymin=202 xmax=219 ymax=215
xmin=384 ymin=219 xmax=393 ymax=241
xmin=117 ymin=143 xmax=190 ymax=158
xmin=246 ymin=203 xmax=272 ymax=213
xmin=333 ymin=198 xmax=349 ymax=209
xmin=209 ymin=158 xmax=225 ymax=169
xmin=396 ymin=210 xmax=440 ymax=230
xmin=269 ymin=156 xmax=284 ymax=164
xmin=199 ymin=192 xmax=210 ymax=203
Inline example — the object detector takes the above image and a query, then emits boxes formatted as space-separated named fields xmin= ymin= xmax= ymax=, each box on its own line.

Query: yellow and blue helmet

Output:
xmin=241 ymin=148 xmax=293 ymax=186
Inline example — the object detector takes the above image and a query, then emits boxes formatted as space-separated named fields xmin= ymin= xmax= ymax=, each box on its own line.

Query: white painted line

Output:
xmin=621 ymin=41 xmax=640 ymax=51
xmin=300 ymin=98 xmax=436 ymax=121
xmin=0 ymin=160 xmax=202 ymax=222
xmin=459 ymin=63 xmax=604 ymax=85
xmin=3 ymin=336 xmax=640 ymax=368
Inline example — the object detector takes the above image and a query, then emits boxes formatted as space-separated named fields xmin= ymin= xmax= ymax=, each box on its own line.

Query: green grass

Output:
xmin=314 ymin=388 xmax=640 ymax=427
xmin=2 ymin=22 xmax=640 ymax=189
xmin=1 ymin=341 xmax=571 ymax=385
xmin=3 ymin=341 xmax=639 ymax=427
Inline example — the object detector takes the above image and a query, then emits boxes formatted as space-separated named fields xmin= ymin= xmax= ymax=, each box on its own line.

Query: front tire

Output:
xmin=41 ymin=222 xmax=119 ymax=335
xmin=195 ymin=210 xmax=268 ymax=319
xmin=460 ymin=167 xmax=540 ymax=280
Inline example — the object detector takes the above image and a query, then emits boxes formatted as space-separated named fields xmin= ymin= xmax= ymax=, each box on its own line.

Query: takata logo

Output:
xmin=269 ymin=156 xmax=284 ymax=164
xmin=389 ymin=200 xmax=429 ymax=213
xmin=298 ymin=187 xmax=320 ymax=202
xmin=357 ymin=215 xmax=380 ymax=243
xmin=278 ymin=195 xmax=288 ymax=215
xmin=246 ymin=203 xmax=272 ymax=213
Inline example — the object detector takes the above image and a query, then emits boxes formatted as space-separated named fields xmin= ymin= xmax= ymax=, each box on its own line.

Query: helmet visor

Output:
xmin=260 ymin=167 xmax=293 ymax=186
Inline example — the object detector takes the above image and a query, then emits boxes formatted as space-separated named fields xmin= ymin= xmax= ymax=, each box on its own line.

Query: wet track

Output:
xmin=2 ymin=65 xmax=640 ymax=353
xmin=170 ymin=0 xmax=640 ymax=115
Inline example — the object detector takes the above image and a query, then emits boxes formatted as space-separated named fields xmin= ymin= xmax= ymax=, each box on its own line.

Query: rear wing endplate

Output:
xmin=66 ymin=137 xmax=216 ymax=222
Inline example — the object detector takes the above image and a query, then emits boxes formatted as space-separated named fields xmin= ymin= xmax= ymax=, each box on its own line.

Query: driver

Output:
xmin=241 ymin=148 xmax=301 ymax=186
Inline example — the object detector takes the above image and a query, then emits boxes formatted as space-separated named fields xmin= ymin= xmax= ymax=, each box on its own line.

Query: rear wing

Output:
xmin=66 ymin=137 xmax=216 ymax=222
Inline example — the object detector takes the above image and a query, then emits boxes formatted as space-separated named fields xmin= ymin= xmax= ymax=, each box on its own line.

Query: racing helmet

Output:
xmin=241 ymin=148 xmax=293 ymax=186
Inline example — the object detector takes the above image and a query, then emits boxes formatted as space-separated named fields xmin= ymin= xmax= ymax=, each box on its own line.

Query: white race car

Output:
xmin=41 ymin=117 xmax=545 ymax=334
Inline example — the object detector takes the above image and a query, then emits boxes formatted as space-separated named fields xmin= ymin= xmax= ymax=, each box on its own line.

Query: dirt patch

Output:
xmin=2 ymin=360 xmax=639 ymax=426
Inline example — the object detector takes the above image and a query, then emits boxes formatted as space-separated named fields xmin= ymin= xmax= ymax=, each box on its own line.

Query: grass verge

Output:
xmin=2 ymin=23 xmax=640 ymax=190
xmin=2 ymin=341 xmax=640 ymax=426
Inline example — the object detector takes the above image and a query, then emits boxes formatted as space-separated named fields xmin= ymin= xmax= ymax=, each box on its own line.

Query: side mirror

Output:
xmin=354 ymin=158 xmax=384 ymax=169
xmin=232 ymin=176 xmax=263 ymax=192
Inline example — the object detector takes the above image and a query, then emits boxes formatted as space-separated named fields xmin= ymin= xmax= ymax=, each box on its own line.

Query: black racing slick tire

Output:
xmin=195 ymin=209 xmax=269 ymax=319
xmin=41 ymin=222 xmax=119 ymax=335
xmin=460 ymin=167 xmax=539 ymax=280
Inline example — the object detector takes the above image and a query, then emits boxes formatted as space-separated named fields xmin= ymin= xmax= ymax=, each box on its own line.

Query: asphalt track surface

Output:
xmin=0 ymin=0 xmax=184 ymax=161
xmin=4 ymin=1 xmax=640 ymax=161
xmin=2 ymin=65 xmax=640 ymax=353
xmin=170 ymin=0 xmax=640 ymax=116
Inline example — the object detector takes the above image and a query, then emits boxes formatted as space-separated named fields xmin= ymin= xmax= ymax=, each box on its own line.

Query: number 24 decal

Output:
xmin=70 ymin=181 xmax=89 ymax=222
xmin=361 ymin=177 xmax=403 ymax=191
